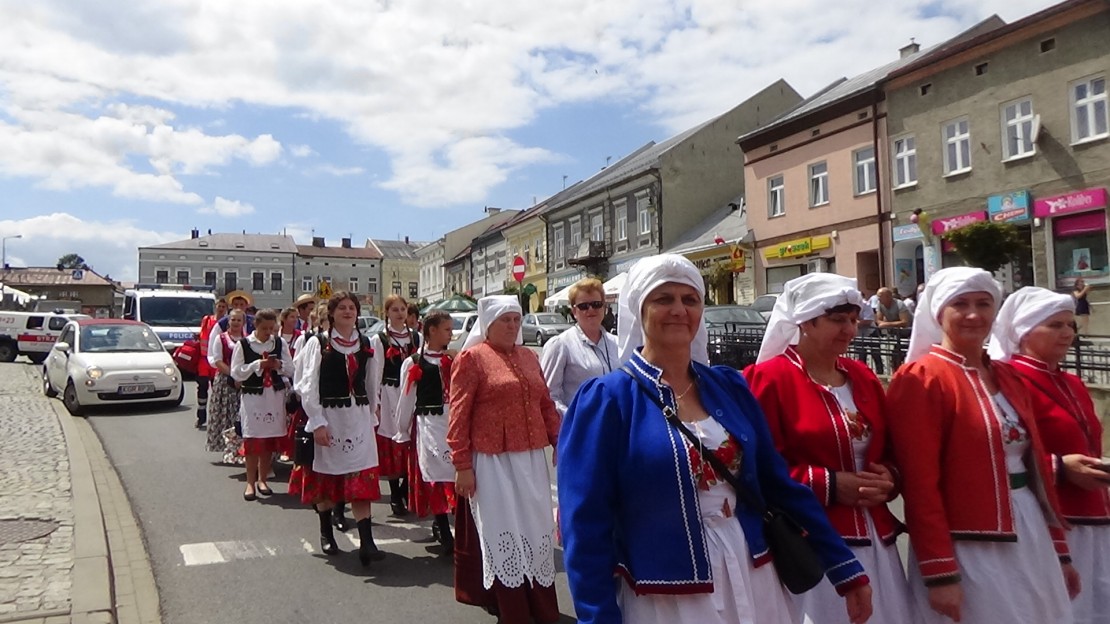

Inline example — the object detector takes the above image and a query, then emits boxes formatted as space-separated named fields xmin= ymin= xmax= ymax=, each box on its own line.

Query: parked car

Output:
xmin=751 ymin=294 xmax=780 ymax=321
xmin=448 ymin=312 xmax=479 ymax=352
xmin=522 ymin=313 xmax=573 ymax=346
xmin=703 ymin=305 xmax=767 ymax=331
xmin=0 ymin=311 xmax=90 ymax=364
xmin=357 ymin=315 xmax=382 ymax=335
xmin=705 ymin=305 xmax=766 ymax=371
xmin=42 ymin=319 xmax=184 ymax=416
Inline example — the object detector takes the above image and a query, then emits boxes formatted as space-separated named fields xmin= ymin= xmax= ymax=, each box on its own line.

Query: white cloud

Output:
xmin=0 ymin=0 xmax=1057 ymax=207
xmin=311 ymin=164 xmax=365 ymax=177
xmin=290 ymin=144 xmax=316 ymax=158
xmin=0 ymin=212 xmax=183 ymax=281
xmin=198 ymin=197 xmax=256 ymax=217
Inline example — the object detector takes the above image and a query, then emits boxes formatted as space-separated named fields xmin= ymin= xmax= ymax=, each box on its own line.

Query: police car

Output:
xmin=0 ymin=311 xmax=91 ymax=363
xmin=122 ymin=285 xmax=216 ymax=352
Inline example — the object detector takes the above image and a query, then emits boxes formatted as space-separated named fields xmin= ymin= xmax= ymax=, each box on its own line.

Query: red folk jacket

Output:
xmin=744 ymin=348 xmax=904 ymax=546
xmin=1011 ymin=354 xmax=1110 ymax=523
xmin=887 ymin=345 xmax=1070 ymax=585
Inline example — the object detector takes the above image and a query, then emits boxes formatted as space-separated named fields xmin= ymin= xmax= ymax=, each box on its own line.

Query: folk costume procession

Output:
xmin=181 ymin=256 xmax=1110 ymax=624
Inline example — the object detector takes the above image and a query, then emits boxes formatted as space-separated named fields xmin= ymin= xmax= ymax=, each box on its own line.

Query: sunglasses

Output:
xmin=573 ymin=301 xmax=606 ymax=311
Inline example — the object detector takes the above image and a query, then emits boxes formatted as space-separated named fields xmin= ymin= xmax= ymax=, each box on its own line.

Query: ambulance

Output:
xmin=0 ymin=311 xmax=91 ymax=363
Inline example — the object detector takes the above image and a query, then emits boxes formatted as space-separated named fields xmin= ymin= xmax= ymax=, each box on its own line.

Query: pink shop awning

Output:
xmin=1054 ymin=211 xmax=1107 ymax=237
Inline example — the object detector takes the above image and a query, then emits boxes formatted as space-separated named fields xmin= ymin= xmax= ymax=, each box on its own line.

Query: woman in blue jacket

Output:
xmin=558 ymin=254 xmax=872 ymax=624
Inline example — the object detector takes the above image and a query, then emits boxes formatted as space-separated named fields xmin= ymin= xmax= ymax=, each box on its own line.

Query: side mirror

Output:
xmin=53 ymin=342 xmax=70 ymax=352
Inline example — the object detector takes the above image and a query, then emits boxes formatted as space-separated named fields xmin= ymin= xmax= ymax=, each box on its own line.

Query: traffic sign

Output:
xmin=511 ymin=256 xmax=526 ymax=283
xmin=316 ymin=279 xmax=332 ymax=299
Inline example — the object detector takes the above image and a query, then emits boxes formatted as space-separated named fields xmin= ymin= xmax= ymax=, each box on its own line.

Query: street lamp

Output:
xmin=1 ymin=234 xmax=22 ymax=271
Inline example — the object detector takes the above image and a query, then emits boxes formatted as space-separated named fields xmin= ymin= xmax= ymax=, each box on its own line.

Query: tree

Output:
xmin=943 ymin=221 xmax=1028 ymax=273
xmin=56 ymin=253 xmax=85 ymax=269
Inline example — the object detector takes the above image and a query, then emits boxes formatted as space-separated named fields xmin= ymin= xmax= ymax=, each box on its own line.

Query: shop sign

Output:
xmin=763 ymin=235 xmax=832 ymax=260
xmin=892 ymin=224 xmax=923 ymax=242
xmin=987 ymin=190 xmax=1030 ymax=223
xmin=686 ymin=247 xmax=749 ymax=274
xmin=689 ymin=252 xmax=732 ymax=271
xmin=1033 ymin=187 xmax=1108 ymax=218
xmin=548 ymin=271 xmax=584 ymax=290
xmin=931 ymin=211 xmax=987 ymax=235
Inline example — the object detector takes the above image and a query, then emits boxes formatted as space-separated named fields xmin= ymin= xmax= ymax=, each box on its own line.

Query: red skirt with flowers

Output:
xmin=243 ymin=436 xmax=284 ymax=455
xmin=298 ymin=467 xmax=381 ymax=505
xmin=376 ymin=434 xmax=410 ymax=479
xmin=408 ymin=445 xmax=456 ymax=517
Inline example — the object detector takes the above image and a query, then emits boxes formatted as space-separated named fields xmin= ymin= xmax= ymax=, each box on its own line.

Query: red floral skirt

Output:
xmin=242 ymin=437 xmax=284 ymax=455
xmin=298 ymin=467 xmax=381 ymax=505
xmin=376 ymin=434 xmax=410 ymax=479
xmin=288 ymin=464 xmax=306 ymax=497
xmin=408 ymin=442 xmax=455 ymax=517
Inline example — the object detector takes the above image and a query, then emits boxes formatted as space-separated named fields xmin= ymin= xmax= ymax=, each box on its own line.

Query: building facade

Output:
xmin=0 ymin=267 xmax=117 ymax=317
xmin=664 ymin=198 xmax=755 ymax=305
xmin=470 ymin=224 xmax=510 ymax=298
xmin=416 ymin=239 xmax=446 ymax=302
xmin=369 ymin=238 xmax=423 ymax=312
xmin=883 ymin=0 xmax=1110 ymax=329
xmin=502 ymin=205 xmax=548 ymax=312
xmin=296 ymin=237 xmax=382 ymax=310
xmin=138 ymin=231 xmax=298 ymax=309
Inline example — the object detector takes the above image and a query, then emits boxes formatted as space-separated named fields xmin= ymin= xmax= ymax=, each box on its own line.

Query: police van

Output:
xmin=122 ymin=285 xmax=216 ymax=352
xmin=0 ymin=311 xmax=91 ymax=363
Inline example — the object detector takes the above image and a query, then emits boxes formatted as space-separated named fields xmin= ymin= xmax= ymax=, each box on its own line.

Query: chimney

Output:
xmin=899 ymin=39 xmax=920 ymax=58
xmin=191 ymin=228 xmax=200 ymax=239
xmin=404 ymin=236 xmax=410 ymax=245
xmin=312 ymin=236 xmax=325 ymax=248
xmin=341 ymin=237 xmax=351 ymax=248
xmin=484 ymin=206 xmax=501 ymax=215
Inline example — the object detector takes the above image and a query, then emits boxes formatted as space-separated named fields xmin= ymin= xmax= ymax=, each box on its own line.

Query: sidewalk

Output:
xmin=0 ymin=363 xmax=161 ymax=624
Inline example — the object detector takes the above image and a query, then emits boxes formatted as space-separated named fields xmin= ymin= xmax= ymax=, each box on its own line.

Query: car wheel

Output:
xmin=0 ymin=341 xmax=17 ymax=363
xmin=62 ymin=380 xmax=84 ymax=416
xmin=27 ymin=353 xmax=47 ymax=365
xmin=42 ymin=367 xmax=57 ymax=398
xmin=538 ymin=334 xmax=548 ymax=347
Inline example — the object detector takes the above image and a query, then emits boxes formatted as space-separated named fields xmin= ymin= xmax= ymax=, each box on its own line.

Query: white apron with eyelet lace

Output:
xmin=470 ymin=448 xmax=557 ymax=590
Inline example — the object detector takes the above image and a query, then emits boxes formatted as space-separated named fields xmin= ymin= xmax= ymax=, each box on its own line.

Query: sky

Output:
xmin=0 ymin=0 xmax=1058 ymax=281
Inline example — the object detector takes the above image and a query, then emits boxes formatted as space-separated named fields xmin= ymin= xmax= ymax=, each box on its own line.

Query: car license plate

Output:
xmin=118 ymin=384 xmax=155 ymax=395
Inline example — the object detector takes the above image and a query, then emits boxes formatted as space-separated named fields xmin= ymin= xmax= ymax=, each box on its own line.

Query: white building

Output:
xmin=416 ymin=239 xmax=446 ymax=302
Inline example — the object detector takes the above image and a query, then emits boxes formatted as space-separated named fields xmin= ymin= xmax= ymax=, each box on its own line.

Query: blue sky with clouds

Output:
xmin=0 ymin=0 xmax=1055 ymax=280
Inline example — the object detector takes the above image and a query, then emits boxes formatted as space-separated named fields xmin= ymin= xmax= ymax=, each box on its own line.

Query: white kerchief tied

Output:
xmin=461 ymin=295 xmax=523 ymax=351
xmin=987 ymin=287 xmax=1075 ymax=362
xmin=756 ymin=273 xmax=864 ymax=364
xmin=617 ymin=254 xmax=709 ymax=365
xmin=905 ymin=267 xmax=1002 ymax=364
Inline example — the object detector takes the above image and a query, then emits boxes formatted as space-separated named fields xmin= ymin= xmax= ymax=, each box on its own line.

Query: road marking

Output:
xmin=179 ymin=542 xmax=225 ymax=566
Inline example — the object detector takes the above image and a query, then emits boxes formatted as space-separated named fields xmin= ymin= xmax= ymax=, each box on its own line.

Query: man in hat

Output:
xmin=215 ymin=290 xmax=256 ymax=334
xmin=294 ymin=293 xmax=316 ymax=331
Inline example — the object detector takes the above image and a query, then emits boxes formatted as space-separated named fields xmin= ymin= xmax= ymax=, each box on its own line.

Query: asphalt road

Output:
xmin=85 ymin=376 xmax=577 ymax=624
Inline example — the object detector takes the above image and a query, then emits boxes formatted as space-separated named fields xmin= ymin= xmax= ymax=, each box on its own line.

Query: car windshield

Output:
xmin=139 ymin=297 xmax=213 ymax=327
xmin=535 ymin=314 xmax=566 ymax=325
xmin=80 ymin=325 xmax=164 ymax=353
xmin=751 ymin=295 xmax=778 ymax=313
xmin=451 ymin=316 xmax=471 ymax=330
xmin=704 ymin=307 xmax=765 ymax=325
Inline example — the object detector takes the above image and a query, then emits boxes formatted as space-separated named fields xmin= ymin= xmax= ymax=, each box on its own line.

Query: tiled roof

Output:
xmin=0 ymin=266 xmax=115 ymax=287
xmin=143 ymin=233 xmax=298 ymax=253
xmin=370 ymin=239 xmax=425 ymax=261
xmin=296 ymin=245 xmax=382 ymax=260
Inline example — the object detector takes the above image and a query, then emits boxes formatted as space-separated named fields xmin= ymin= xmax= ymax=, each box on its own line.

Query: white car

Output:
xmin=43 ymin=319 xmax=184 ymax=416
xmin=448 ymin=312 xmax=479 ymax=352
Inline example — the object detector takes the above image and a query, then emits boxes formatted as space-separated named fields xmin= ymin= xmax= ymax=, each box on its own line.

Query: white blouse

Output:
xmin=207 ymin=329 xmax=246 ymax=368
xmin=293 ymin=330 xmax=380 ymax=433
xmin=540 ymin=324 xmax=618 ymax=416
xmin=229 ymin=334 xmax=293 ymax=383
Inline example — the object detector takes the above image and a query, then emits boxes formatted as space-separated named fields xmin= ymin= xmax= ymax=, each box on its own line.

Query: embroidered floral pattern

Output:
xmin=687 ymin=434 xmax=742 ymax=490
xmin=843 ymin=409 xmax=871 ymax=442
xmin=999 ymin=409 xmax=1029 ymax=445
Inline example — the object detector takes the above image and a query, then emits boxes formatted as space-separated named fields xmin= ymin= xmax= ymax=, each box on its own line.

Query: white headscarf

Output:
xmin=987 ymin=287 xmax=1076 ymax=362
xmin=461 ymin=295 xmax=523 ymax=351
xmin=756 ymin=273 xmax=864 ymax=364
xmin=617 ymin=254 xmax=709 ymax=365
xmin=905 ymin=267 xmax=1002 ymax=364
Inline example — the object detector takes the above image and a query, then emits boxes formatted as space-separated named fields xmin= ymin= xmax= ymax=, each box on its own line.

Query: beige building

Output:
xmin=0 ymin=267 xmax=118 ymax=317
xmin=296 ymin=237 xmax=382 ymax=310
xmin=883 ymin=0 xmax=1110 ymax=329
xmin=501 ymin=205 xmax=548 ymax=312
xmin=368 ymin=238 xmax=423 ymax=314
xmin=419 ymin=207 xmax=520 ymax=302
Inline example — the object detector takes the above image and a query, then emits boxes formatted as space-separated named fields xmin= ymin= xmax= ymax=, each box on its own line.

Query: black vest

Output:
xmin=380 ymin=330 xmax=419 ymax=387
xmin=318 ymin=333 xmax=373 ymax=408
xmin=239 ymin=337 xmax=287 ymax=395
xmin=413 ymin=354 xmax=446 ymax=416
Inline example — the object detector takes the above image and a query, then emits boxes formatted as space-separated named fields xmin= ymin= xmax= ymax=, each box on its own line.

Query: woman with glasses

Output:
xmin=540 ymin=278 xmax=617 ymax=417
xmin=990 ymin=287 xmax=1110 ymax=624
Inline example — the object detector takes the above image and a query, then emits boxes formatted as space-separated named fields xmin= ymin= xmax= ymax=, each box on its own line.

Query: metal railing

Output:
xmin=707 ymin=328 xmax=1110 ymax=386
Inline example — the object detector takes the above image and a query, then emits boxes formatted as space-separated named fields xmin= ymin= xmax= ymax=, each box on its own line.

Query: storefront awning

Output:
xmin=602 ymin=272 xmax=627 ymax=301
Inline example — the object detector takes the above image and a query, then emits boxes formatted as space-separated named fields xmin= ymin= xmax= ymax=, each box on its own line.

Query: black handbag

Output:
xmin=621 ymin=366 xmax=825 ymax=594
xmin=293 ymin=424 xmax=314 ymax=466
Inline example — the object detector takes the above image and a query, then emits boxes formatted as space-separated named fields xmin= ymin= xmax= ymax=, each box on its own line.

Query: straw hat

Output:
xmin=294 ymin=293 xmax=317 ymax=308
xmin=225 ymin=290 xmax=254 ymax=306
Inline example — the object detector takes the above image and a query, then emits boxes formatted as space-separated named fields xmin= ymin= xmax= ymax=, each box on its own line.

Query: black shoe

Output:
xmin=356 ymin=518 xmax=385 ymax=566
xmin=434 ymin=513 xmax=454 ymax=554
xmin=243 ymin=490 xmax=257 ymax=502
xmin=256 ymin=483 xmax=273 ymax=496
xmin=317 ymin=508 xmax=340 ymax=556
xmin=332 ymin=505 xmax=350 ymax=532
xmin=389 ymin=479 xmax=409 ymax=516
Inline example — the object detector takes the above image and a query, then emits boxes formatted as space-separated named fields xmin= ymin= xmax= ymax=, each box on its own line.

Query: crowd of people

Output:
xmin=183 ymin=257 xmax=1108 ymax=624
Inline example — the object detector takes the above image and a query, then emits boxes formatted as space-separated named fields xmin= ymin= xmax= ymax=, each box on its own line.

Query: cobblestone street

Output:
xmin=0 ymin=364 xmax=74 ymax=619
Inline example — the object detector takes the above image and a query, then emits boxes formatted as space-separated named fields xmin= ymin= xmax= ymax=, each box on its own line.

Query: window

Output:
xmin=270 ymin=272 xmax=282 ymax=291
xmin=392 ymin=281 xmax=402 ymax=295
xmin=617 ymin=214 xmax=627 ymax=241
xmin=1040 ymin=38 xmax=1056 ymax=53
xmin=975 ymin=62 xmax=988 ymax=76
xmin=204 ymin=271 xmax=217 ymax=287
xmin=553 ymin=226 xmax=564 ymax=260
xmin=1001 ymin=98 xmax=1035 ymax=160
xmin=409 ymin=282 xmax=418 ymax=299
xmin=854 ymin=147 xmax=876 ymax=195
xmin=349 ymin=277 xmax=359 ymax=293
xmin=252 ymin=272 xmax=264 ymax=291
xmin=920 ymin=83 xmax=932 ymax=96
xmin=1053 ymin=212 xmax=1109 ymax=288
xmin=176 ymin=270 xmax=189 ymax=285
xmin=534 ymin=238 xmax=543 ymax=261
xmin=591 ymin=214 xmax=604 ymax=242
xmin=942 ymin=118 xmax=971 ymax=174
xmin=155 ymin=269 xmax=169 ymax=284
xmin=301 ymin=276 xmax=313 ymax=292
xmin=809 ymin=162 xmax=828 ymax=207
xmin=637 ymin=197 xmax=652 ymax=236
xmin=1071 ymin=75 xmax=1108 ymax=143
xmin=570 ymin=219 xmax=582 ymax=248
xmin=893 ymin=136 xmax=917 ymax=187
xmin=224 ymin=272 xmax=237 ymax=293
xmin=368 ymin=277 xmax=378 ymax=294
xmin=768 ymin=175 xmax=785 ymax=217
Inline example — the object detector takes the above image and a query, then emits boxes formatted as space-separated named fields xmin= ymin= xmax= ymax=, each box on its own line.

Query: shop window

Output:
xmin=1001 ymin=98 xmax=1035 ymax=160
xmin=765 ymin=264 xmax=804 ymax=294
xmin=942 ymin=117 xmax=971 ymax=175
xmin=1071 ymin=75 xmax=1108 ymax=143
xmin=853 ymin=147 xmax=876 ymax=195
xmin=893 ymin=136 xmax=917 ymax=187
xmin=1053 ymin=212 xmax=1109 ymax=288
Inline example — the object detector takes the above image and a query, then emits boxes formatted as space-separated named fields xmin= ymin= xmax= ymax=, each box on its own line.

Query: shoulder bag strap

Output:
xmin=619 ymin=365 xmax=768 ymax=516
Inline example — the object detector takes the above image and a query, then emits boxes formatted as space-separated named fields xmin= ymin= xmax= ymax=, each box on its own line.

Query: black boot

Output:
xmin=389 ymin=479 xmax=408 ymax=516
xmin=434 ymin=513 xmax=454 ymax=553
xmin=316 ymin=507 xmax=340 ymax=556
xmin=331 ymin=502 xmax=350 ymax=531
xmin=356 ymin=518 xmax=386 ymax=566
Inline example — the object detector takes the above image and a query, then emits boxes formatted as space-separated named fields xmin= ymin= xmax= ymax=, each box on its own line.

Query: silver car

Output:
xmin=522 ymin=313 xmax=573 ymax=346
